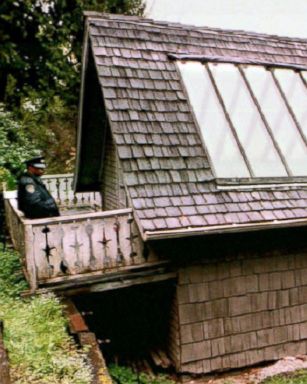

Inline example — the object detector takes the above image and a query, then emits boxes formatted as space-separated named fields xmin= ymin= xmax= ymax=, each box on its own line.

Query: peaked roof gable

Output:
xmin=77 ymin=13 xmax=307 ymax=240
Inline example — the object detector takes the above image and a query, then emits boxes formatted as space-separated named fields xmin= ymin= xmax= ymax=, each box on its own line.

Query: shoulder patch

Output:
xmin=25 ymin=184 xmax=35 ymax=193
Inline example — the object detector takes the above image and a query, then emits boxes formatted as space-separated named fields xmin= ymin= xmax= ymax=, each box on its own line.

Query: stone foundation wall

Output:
xmin=176 ymin=249 xmax=307 ymax=373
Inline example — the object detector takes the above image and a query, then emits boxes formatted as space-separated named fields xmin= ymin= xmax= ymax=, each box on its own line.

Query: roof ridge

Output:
xmin=84 ymin=12 xmax=307 ymax=44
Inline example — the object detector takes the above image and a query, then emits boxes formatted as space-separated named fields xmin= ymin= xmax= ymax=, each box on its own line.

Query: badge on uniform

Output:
xmin=26 ymin=184 xmax=35 ymax=193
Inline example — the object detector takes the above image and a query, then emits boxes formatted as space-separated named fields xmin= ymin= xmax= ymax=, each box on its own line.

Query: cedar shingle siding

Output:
xmin=158 ymin=229 xmax=307 ymax=373
xmin=177 ymin=247 xmax=307 ymax=372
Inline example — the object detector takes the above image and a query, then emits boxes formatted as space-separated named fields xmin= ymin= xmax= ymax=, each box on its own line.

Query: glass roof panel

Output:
xmin=178 ymin=61 xmax=250 ymax=178
xmin=301 ymin=71 xmax=307 ymax=84
xmin=244 ymin=66 xmax=307 ymax=176
xmin=208 ymin=63 xmax=287 ymax=177
xmin=274 ymin=68 xmax=307 ymax=140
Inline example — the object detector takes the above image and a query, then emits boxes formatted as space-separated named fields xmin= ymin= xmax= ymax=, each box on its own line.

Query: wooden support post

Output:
xmin=0 ymin=321 xmax=11 ymax=384
xmin=24 ymin=223 xmax=37 ymax=292
xmin=63 ymin=299 xmax=112 ymax=384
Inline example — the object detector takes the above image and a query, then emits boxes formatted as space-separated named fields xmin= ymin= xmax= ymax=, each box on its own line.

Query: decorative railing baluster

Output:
xmin=70 ymin=223 xmax=83 ymax=273
xmin=114 ymin=216 xmax=124 ymax=266
xmin=45 ymin=179 xmax=52 ymax=197
xmin=99 ymin=222 xmax=111 ymax=269
xmin=41 ymin=174 xmax=102 ymax=210
xmin=86 ymin=220 xmax=96 ymax=270
xmin=64 ymin=177 xmax=69 ymax=206
xmin=42 ymin=226 xmax=55 ymax=277
xmin=59 ymin=225 xmax=69 ymax=275
xmin=55 ymin=177 xmax=61 ymax=204
xmin=81 ymin=193 xmax=85 ymax=206
xmin=73 ymin=193 xmax=78 ymax=207
xmin=69 ymin=179 xmax=74 ymax=204
xmin=126 ymin=213 xmax=138 ymax=264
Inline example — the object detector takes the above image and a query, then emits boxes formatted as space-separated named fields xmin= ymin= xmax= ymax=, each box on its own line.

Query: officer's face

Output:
xmin=28 ymin=165 xmax=45 ymax=176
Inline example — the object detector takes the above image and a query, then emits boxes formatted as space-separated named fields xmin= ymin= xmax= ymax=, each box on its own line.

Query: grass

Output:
xmin=0 ymin=247 xmax=93 ymax=383
xmin=108 ymin=364 xmax=175 ymax=384
xmin=261 ymin=370 xmax=307 ymax=384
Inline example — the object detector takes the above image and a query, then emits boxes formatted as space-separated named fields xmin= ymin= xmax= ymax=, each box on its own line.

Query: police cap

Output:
xmin=25 ymin=154 xmax=46 ymax=169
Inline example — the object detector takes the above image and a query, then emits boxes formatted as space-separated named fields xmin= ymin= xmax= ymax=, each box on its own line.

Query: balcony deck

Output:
xmin=4 ymin=174 xmax=173 ymax=294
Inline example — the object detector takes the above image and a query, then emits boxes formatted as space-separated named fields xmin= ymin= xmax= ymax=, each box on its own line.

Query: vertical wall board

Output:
xmin=101 ymin=128 xmax=127 ymax=211
xmin=168 ymin=290 xmax=181 ymax=370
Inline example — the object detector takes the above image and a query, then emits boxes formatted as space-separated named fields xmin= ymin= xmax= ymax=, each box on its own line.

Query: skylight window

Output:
xmin=178 ymin=61 xmax=307 ymax=179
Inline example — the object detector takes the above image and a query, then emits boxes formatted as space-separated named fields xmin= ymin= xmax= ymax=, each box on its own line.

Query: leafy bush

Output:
xmin=0 ymin=98 xmax=76 ymax=187
xmin=0 ymin=105 xmax=36 ymax=189
xmin=0 ymin=249 xmax=93 ymax=383
xmin=20 ymin=94 xmax=77 ymax=174
xmin=0 ymin=100 xmax=75 ymax=188
xmin=109 ymin=364 xmax=175 ymax=384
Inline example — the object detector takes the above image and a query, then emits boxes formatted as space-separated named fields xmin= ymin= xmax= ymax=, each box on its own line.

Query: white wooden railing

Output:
xmin=42 ymin=174 xmax=102 ymax=209
xmin=4 ymin=195 xmax=153 ymax=292
xmin=3 ymin=174 xmax=166 ymax=293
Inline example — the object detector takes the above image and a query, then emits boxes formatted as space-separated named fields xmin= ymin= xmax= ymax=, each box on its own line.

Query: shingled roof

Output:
xmin=76 ymin=13 xmax=307 ymax=240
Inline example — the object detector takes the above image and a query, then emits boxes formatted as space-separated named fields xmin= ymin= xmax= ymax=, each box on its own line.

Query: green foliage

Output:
xmin=108 ymin=364 xmax=175 ymax=384
xmin=261 ymin=370 xmax=307 ymax=384
xmin=0 ymin=248 xmax=93 ymax=383
xmin=0 ymin=105 xmax=36 ymax=189
xmin=20 ymin=94 xmax=77 ymax=173
xmin=0 ymin=248 xmax=28 ymax=297
xmin=0 ymin=0 xmax=144 ymax=109
xmin=2 ymin=295 xmax=92 ymax=383
xmin=0 ymin=0 xmax=144 ymax=172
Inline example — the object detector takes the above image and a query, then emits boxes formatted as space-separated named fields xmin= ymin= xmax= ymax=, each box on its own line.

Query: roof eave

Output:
xmin=143 ymin=218 xmax=307 ymax=241
xmin=73 ymin=19 xmax=90 ymax=192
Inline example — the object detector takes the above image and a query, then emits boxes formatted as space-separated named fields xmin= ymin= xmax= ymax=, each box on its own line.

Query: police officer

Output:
xmin=17 ymin=155 xmax=60 ymax=219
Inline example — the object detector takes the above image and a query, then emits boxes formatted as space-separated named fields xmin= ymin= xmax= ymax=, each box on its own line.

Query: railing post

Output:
xmin=24 ymin=223 xmax=37 ymax=292
xmin=3 ymin=197 xmax=19 ymax=251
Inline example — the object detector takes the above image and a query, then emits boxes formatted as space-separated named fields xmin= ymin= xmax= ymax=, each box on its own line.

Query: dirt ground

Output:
xmin=183 ymin=355 xmax=307 ymax=384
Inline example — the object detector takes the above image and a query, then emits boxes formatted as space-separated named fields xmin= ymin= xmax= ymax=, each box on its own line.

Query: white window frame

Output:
xmin=177 ymin=59 xmax=307 ymax=185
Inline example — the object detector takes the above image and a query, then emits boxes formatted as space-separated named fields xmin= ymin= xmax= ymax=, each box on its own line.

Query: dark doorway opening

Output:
xmin=73 ymin=280 xmax=176 ymax=369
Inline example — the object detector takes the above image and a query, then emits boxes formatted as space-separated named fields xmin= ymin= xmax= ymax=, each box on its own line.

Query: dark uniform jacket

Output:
xmin=17 ymin=172 xmax=60 ymax=219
